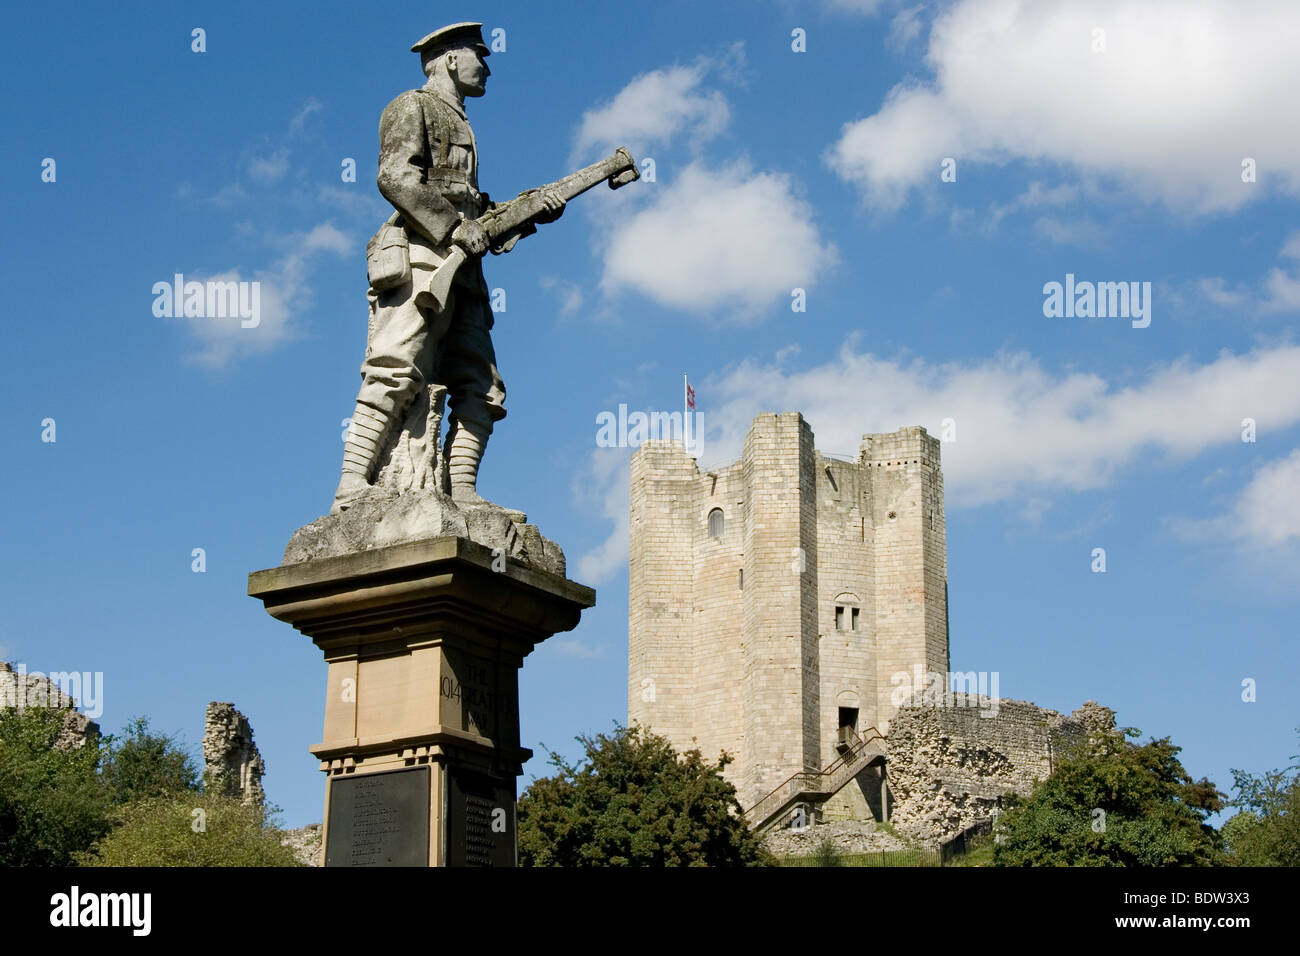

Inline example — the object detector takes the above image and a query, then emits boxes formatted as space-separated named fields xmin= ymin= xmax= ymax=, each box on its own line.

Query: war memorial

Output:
xmin=249 ymin=22 xmax=636 ymax=866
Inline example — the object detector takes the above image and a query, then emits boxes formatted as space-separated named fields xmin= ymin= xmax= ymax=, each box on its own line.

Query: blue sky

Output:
xmin=4 ymin=0 xmax=1298 ymax=827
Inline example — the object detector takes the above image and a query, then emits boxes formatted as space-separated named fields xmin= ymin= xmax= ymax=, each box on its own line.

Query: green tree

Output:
xmin=77 ymin=793 xmax=301 ymax=867
xmin=1221 ymin=732 xmax=1300 ymax=866
xmin=518 ymin=724 xmax=773 ymax=866
xmin=0 ymin=707 xmax=112 ymax=866
xmin=99 ymin=716 xmax=200 ymax=804
xmin=993 ymin=726 xmax=1225 ymax=866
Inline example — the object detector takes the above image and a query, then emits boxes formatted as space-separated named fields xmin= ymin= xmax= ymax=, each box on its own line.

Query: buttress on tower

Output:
xmin=628 ymin=412 xmax=949 ymax=818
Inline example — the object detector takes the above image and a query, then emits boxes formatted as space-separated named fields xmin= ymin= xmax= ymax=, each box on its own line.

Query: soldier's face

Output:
xmin=450 ymin=49 xmax=490 ymax=97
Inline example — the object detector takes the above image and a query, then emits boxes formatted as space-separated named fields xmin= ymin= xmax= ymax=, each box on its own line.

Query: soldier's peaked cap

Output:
xmin=411 ymin=22 xmax=490 ymax=56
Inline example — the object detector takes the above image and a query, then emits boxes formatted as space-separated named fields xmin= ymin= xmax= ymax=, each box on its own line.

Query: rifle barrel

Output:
xmin=481 ymin=149 xmax=637 ymax=240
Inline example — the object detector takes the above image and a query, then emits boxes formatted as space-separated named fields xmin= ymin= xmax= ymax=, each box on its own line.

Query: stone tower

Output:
xmin=628 ymin=412 xmax=949 ymax=813
xmin=203 ymin=702 xmax=266 ymax=806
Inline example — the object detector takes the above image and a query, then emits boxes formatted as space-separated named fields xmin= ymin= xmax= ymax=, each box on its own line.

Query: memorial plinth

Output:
xmin=248 ymin=535 xmax=594 ymax=866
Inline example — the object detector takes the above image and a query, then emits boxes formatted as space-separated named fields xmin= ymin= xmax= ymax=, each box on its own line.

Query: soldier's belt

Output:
xmin=428 ymin=168 xmax=473 ymax=185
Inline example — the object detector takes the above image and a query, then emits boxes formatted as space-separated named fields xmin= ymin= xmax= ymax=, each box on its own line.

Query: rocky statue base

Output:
xmin=284 ymin=486 xmax=567 ymax=578
xmin=248 ymin=535 xmax=594 ymax=867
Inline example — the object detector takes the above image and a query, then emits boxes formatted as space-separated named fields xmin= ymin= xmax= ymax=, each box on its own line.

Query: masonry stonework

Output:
xmin=629 ymin=413 xmax=949 ymax=812
xmin=0 ymin=661 xmax=99 ymax=750
xmin=886 ymin=697 xmax=1115 ymax=844
xmin=203 ymin=701 xmax=266 ymax=806
xmin=629 ymin=413 xmax=1111 ymax=844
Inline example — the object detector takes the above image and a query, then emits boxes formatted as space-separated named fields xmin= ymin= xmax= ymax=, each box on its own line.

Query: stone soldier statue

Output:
xmin=332 ymin=22 xmax=566 ymax=514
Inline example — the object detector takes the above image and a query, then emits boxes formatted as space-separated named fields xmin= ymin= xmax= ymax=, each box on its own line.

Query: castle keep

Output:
xmin=629 ymin=412 xmax=950 ymax=815
xmin=629 ymin=411 xmax=1112 ymax=840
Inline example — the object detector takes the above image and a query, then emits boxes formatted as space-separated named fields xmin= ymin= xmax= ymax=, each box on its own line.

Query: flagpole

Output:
xmin=683 ymin=373 xmax=689 ymax=452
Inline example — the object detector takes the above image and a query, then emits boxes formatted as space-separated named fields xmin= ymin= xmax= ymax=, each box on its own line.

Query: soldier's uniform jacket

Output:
xmin=375 ymin=87 xmax=490 ymax=294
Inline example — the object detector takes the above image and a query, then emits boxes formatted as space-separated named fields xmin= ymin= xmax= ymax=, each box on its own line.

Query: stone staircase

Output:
xmin=745 ymin=728 xmax=887 ymax=834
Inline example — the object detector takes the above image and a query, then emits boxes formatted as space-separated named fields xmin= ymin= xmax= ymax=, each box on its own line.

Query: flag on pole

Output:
xmin=683 ymin=374 xmax=694 ymax=453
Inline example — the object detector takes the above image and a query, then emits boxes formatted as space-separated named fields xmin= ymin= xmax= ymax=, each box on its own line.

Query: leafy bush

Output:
xmin=77 ymin=792 xmax=301 ymax=867
xmin=0 ymin=707 xmax=112 ymax=866
xmin=1221 ymin=732 xmax=1300 ymax=866
xmin=992 ymin=726 xmax=1225 ymax=867
xmin=99 ymin=716 xmax=200 ymax=804
xmin=518 ymin=724 xmax=773 ymax=866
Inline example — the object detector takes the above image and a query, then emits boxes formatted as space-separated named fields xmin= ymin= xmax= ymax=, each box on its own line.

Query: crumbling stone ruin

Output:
xmin=764 ymin=819 xmax=913 ymax=859
xmin=282 ymin=823 xmax=324 ymax=867
xmin=0 ymin=661 xmax=99 ymax=750
xmin=203 ymin=702 xmax=266 ymax=806
xmin=886 ymin=698 xmax=1116 ymax=845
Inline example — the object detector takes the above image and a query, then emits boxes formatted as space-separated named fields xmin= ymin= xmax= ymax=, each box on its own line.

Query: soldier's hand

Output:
xmin=535 ymin=188 xmax=566 ymax=224
xmin=452 ymin=219 xmax=489 ymax=256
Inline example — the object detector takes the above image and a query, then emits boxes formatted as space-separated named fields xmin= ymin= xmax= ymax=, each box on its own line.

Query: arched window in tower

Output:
xmin=707 ymin=508 xmax=725 ymax=541
xmin=834 ymin=591 xmax=862 ymax=632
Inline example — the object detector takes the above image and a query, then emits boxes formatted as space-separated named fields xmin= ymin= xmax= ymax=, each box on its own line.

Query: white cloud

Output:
xmin=289 ymin=98 xmax=324 ymax=136
xmin=887 ymin=5 xmax=926 ymax=50
xmin=1198 ymin=277 xmax=1252 ymax=310
xmin=574 ymin=58 xmax=732 ymax=162
xmin=317 ymin=184 xmax=390 ymax=219
xmin=1198 ymin=232 xmax=1300 ymax=314
xmin=179 ymin=223 xmax=350 ymax=368
xmin=986 ymin=181 xmax=1081 ymax=230
xmin=574 ymin=447 xmax=630 ymax=585
xmin=828 ymin=0 xmax=892 ymax=13
xmin=547 ymin=639 xmax=608 ymax=660
xmin=599 ymin=160 xmax=837 ymax=319
xmin=1032 ymin=215 xmax=1104 ymax=247
xmin=1175 ymin=449 xmax=1300 ymax=548
xmin=698 ymin=341 xmax=1300 ymax=507
xmin=1263 ymin=266 xmax=1300 ymax=312
xmin=1224 ymin=451 xmax=1300 ymax=546
xmin=574 ymin=341 xmax=1300 ymax=581
xmin=827 ymin=0 xmax=1300 ymax=213
xmin=540 ymin=276 xmax=585 ymax=316
xmin=248 ymin=148 xmax=290 ymax=183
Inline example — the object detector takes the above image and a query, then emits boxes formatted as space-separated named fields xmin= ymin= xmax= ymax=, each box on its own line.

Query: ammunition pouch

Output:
xmin=366 ymin=215 xmax=411 ymax=291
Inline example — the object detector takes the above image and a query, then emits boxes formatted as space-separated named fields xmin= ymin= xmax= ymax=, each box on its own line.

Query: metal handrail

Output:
xmin=745 ymin=727 xmax=886 ymax=823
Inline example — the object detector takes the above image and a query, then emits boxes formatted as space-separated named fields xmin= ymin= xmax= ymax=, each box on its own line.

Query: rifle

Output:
xmin=425 ymin=147 xmax=639 ymax=310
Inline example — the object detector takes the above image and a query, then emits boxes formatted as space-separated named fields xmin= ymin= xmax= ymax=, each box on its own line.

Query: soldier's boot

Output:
xmin=446 ymin=418 xmax=526 ymax=522
xmin=331 ymin=404 xmax=392 ymax=514
xmin=447 ymin=417 xmax=491 ymax=507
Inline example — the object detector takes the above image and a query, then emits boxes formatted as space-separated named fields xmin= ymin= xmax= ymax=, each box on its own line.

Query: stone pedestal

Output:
xmin=248 ymin=536 xmax=595 ymax=866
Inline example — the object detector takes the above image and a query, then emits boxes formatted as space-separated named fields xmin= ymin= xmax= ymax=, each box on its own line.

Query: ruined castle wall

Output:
xmin=203 ymin=701 xmax=265 ymax=806
xmin=886 ymin=698 xmax=1111 ymax=844
xmin=0 ymin=662 xmax=99 ymax=749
